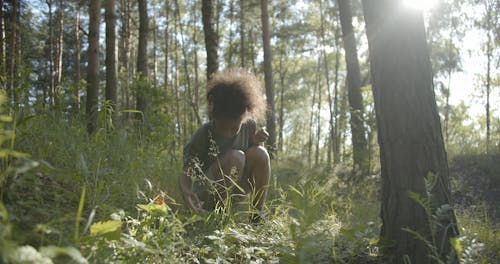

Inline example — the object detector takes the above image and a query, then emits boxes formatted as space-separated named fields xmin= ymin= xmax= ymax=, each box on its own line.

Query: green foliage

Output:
xmin=0 ymin=95 xmax=497 ymax=264
xmin=90 ymin=220 xmax=122 ymax=241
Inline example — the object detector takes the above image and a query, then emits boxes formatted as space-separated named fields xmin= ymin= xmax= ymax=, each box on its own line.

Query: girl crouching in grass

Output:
xmin=180 ymin=69 xmax=271 ymax=219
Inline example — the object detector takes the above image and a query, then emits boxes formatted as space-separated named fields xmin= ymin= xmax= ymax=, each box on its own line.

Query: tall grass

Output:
xmin=1 ymin=104 xmax=498 ymax=263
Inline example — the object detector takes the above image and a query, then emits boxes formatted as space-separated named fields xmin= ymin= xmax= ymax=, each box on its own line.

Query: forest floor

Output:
xmin=1 ymin=115 xmax=499 ymax=263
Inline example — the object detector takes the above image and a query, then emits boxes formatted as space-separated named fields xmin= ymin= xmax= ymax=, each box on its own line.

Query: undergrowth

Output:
xmin=0 ymin=103 xmax=498 ymax=263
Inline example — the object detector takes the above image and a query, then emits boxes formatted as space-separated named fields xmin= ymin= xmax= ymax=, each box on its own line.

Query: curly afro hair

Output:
xmin=207 ymin=69 xmax=267 ymax=122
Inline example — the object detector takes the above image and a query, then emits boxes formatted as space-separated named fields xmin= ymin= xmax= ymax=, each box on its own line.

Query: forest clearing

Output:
xmin=0 ymin=0 xmax=499 ymax=263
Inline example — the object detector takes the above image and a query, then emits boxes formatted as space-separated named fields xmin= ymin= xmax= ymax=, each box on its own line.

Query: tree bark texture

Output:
xmin=260 ymin=0 xmax=276 ymax=155
xmin=74 ymin=3 xmax=81 ymax=112
xmin=47 ymin=0 xmax=54 ymax=108
xmin=164 ymin=1 xmax=170 ymax=97
xmin=0 ymin=0 xmax=5 ymax=78
xmin=202 ymin=0 xmax=218 ymax=80
xmin=56 ymin=0 xmax=63 ymax=92
xmin=362 ymin=1 xmax=458 ymax=262
xmin=86 ymin=0 xmax=100 ymax=134
xmin=136 ymin=0 xmax=149 ymax=116
xmin=338 ymin=0 xmax=368 ymax=174
xmin=10 ymin=0 xmax=19 ymax=108
xmin=119 ymin=0 xmax=131 ymax=113
xmin=239 ymin=0 xmax=246 ymax=68
xmin=105 ymin=0 xmax=118 ymax=111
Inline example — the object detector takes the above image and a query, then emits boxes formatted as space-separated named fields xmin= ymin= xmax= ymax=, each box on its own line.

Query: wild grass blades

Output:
xmin=2 ymin=98 xmax=496 ymax=263
xmin=75 ymin=186 xmax=86 ymax=244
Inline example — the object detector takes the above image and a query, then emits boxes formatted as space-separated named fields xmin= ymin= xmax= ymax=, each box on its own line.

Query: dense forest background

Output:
xmin=0 ymin=0 xmax=498 ymax=263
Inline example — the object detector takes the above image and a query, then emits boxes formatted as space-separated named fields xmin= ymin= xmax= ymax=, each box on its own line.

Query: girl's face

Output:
xmin=214 ymin=116 xmax=244 ymax=138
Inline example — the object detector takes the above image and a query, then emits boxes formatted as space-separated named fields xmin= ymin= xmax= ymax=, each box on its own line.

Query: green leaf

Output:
xmin=0 ymin=149 xmax=29 ymax=158
xmin=450 ymin=237 xmax=462 ymax=261
xmin=137 ymin=203 xmax=168 ymax=216
xmin=90 ymin=220 xmax=121 ymax=240
xmin=0 ymin=115 xmax=12 ymax=122
xmin=39 ymin=246 xmax=87 ymax=264
xmin=339 ymin=228 xmax=356 ymax=239
xmin=0 ymin=202 xmax=8 ymax=224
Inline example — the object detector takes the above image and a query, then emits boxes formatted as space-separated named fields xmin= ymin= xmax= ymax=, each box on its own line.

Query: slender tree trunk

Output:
xmin=136 ymin=0 xmax=149 ymax=117
xmin=106 ymin=0 xmax=118 ymax=116
xmin=249 ymin=28 xmax=257 ymax=73
xmin=87 ymin=0 xmax=101 ymax=134
xmin=225 ymin=0 xmax=235 ymax=66
xmin=308 ymin=72 xmax=317 ymax=166
xmin=15 ymin=1 xmax=22 ymax=109
xmin=320 ymin=0 xmax=334 ymax=169
xmin=56 ymin=0 xmax=64 ymax=93
xmin=485 ymin=1 xmax=492 ymax=154
xmin=47 ymin=0 xmax=54 ymax=108
xmin=173 ymin=3 xmax=182 ymax=142
xmin=338 ymin=83 xmax=348 ymax=161
xmin=202 ymin=0 xmax=218 ymax=80
xmin=277 ymin=46 xmax=287 ymax=153
xmin=8 ymin=0 xmax=18 ymax=108
xmin=260 ymin=0 xmax=276 ymax=155
xmin=153 ymin=5 xmax=158 ymax=89
xmin=338 ymin=0 xmax=368 ymax=174
xmin=362 ymin=1 xmax=458 ymax=262
xmin=120 ymin=0 xmax=131 ymax=114
xmin=239 ymin=0 xmax=246 ymax=68
xmin=164 ymin=1 xmax=170 ymax=97
xmin=333 ymin=14 xmax=341 ymax=164
xmin=174 ymin=0 xmax=195 ymax=132
xmin=192 ymin=1 xmax=201 ymax=125
xmin=0 ymin=0 xmax=5 ymax=80
xmin=74 ymin=3 xmax=81 ymax=113
xmin=315 ymin=55 xmax=322 ymax=166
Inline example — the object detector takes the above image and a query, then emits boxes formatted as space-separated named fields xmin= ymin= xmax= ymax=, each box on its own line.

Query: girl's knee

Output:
xmin=246 ymin=146 xmax=270 ymax=164
xmin=222 ymin=149 xmax=246 ymax=169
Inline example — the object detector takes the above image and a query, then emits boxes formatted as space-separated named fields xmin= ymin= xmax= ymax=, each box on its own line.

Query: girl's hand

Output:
xmin=253 ymin=127 xmax=269 ymax=144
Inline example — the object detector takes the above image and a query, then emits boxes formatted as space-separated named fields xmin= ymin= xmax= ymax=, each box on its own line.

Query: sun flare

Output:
xmin=403 ymin=0 xmax=437 ymax=11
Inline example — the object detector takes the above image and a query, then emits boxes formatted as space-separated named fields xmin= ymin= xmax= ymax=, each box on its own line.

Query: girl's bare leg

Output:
xmin=242 ymin=146 xmax=271 ymax=211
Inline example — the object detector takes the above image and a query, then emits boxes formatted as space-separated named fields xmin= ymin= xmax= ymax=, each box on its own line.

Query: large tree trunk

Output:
xmin=105 ymin=0 xmax=118 ymax=115
xmin=136 ymin=0 xmax=149 ymax=117
xmin=362 ymin=1 xmax=458 ymax=262
xmin=202 ymin=0 xmax=218 ymax=80
xmin=260 ymin=0 xmax=276 ymax=155
xmin=338 ymin=0 xmax=368 ymax=174
xmin=87 ymin=0 xmax=101 ymax=134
